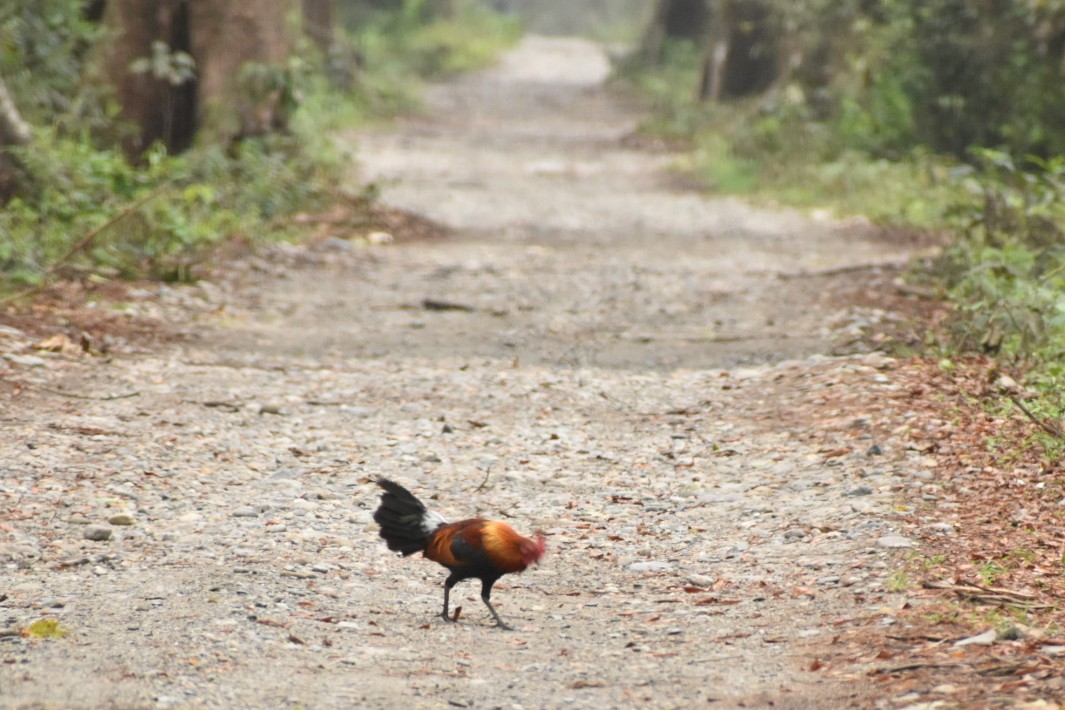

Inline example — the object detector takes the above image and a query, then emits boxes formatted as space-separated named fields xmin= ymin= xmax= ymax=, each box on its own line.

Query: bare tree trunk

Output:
xmin=639 ymin=0 xmax=710 ymax=65
xmin=0 ymin=71 xmax=31 ymax=200
xmin=98 ymin=0 xmax=197 ymax=156
xmin=302 ymin=0 xmax=335 ymax=56
xmin=98 ymin=0 xmax=292 ymax=156
xmin=0 ymin=73 xmax=32 ymax=147
xmin=697 ymin=0 xmax=779 ymax=102
xmin=186 ymin=0 xmax=293 ymax=144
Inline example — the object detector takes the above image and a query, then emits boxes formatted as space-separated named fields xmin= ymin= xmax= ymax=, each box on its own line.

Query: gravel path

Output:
xmin=2 ymin=36 xmax=932 ymax=709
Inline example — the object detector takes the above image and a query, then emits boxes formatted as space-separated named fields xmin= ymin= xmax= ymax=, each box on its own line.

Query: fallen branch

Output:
xmin=422 ymin=298 xmax=475 ymax=312
xmin=922 ymin=580 xmax=1051 ymax=608
xmin=38 ymin=387 xmax=140 ymax=401
xmin=874 ymin=662 xmax=964 ymax=675
xmin=1007 ymin=395 xmax=1065 ymax=441
xmin=0 ymin=185 xmax=169 ymax=306
xmin=475 ymin=463 xmax=493 ymax=492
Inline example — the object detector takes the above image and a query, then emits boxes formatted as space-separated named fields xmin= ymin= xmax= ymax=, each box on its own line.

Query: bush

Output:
xmin=938 ymin=150 xmax=1065 ymax=380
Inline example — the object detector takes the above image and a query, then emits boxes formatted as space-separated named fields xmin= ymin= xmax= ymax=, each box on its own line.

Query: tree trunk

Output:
xmin=98 ymin=0 xmax=197 ymax=156
xmin=639 ymin=0 xmax=711 ymax=65
xmin=98 ymin=0 xmax=292 ymax=157
xmin=0 ymin=71 xmax=31 ymax=201
xmin=697 ymin=0 xmax=779 ymax=102
xmin=302 ymin=0 xmax=335 ymax=56
xmin=0 ymin=73 xmax=32 ymax=148
xmin=186 ymin=0 xmax=293 ymax=144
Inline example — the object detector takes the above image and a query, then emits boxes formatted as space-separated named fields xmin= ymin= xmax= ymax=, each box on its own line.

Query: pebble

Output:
xmin=83 ymin=525 xmax=113 ymax=541
xmin=875 ymin=535 xmax=913 ymax=549
xmin=954 ymin=628 xmax=996 ymax=647
xmin=688 ymin=574 xmax=716 ymax=587
xmin=232 ymin=506 xmax=263 ymax=518
xmin=4 ymin=353 xmax=48 ymax=368
xmin=627 ymin=561 xmax=672 ymax=573
xmin=108 ymin=513 xmax=136 ymax=526
xmin=844 ymin=486 xmax=873 ymax=497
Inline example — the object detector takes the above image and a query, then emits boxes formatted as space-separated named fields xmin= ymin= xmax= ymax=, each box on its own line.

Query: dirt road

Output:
xmin=2 ymin=37 xmax=930 ymax=708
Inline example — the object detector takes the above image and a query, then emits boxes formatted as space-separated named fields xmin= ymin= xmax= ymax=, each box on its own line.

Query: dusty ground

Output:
xmin=1 ymin=37 xmax=953 ymax=709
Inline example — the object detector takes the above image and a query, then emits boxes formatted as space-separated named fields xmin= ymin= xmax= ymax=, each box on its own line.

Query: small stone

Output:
xmin=108 ymin=513 xmax=136 ymax=526
xmin=783 ymin=528 xmax=806 ymax=540
xmin=628 ymin=561 xmax=672 ymax=573
xmin=83 ymin=524 xmax=113 ymax=541
xmin=925 ymin=523 xmax=954 ymax=534
xmin=844 ymin=486 xmax=873 ymax=497
xmin=865 ymin=444 xmax=883 ymax=456
xmin=688 ymin=573 xmax=716 ymax=587
xmin=232 ymin=506 xmax=262 ymax=518
xmin=816 ymin=576 xmax=841 ymax=585
xmin=3 ymin=353 xmax=48 ymax=368
xmin=930 ymin=684 xmax=958 ymax=694
xmin=954 ymin=628 xmax=997 ymax=647
xmin=875 ymin=535 xmax=913 ymax=549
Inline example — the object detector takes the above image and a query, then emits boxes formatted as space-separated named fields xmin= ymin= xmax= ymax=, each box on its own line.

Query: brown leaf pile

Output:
xmin=825 ymin=355 xmax=1065 ymax=707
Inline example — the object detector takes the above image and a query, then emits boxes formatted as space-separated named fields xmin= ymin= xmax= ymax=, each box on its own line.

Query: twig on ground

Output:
xmin=475 ymin=463 xmax=493 ymax=492
xmin=922 ymin=580 xmax=1051 ymax=608
xmin=37 ymin=387 xmax=140 ymax=401
xmin=0 ymin=185 xmax=169 ymax=306
xmin=1007 ymin=395 xmax=1065 ymax=441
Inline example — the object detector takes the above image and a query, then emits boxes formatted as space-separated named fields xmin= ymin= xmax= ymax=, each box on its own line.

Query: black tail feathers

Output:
xmin=373 ymin=478 xmax=434 ymax=556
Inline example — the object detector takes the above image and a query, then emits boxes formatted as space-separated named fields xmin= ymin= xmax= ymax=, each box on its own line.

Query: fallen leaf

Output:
xmin=22 ymin=619 xmax=69 ymax=640
xmin=35 ymin=334 xmax=82 ymax=356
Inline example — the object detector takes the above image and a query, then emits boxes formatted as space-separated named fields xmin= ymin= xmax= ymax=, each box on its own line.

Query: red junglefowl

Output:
xmin=373 ymin=477 xmax=545 ymax=630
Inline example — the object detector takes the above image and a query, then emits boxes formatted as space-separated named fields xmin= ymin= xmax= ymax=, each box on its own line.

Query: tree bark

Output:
xmin=186 ymin=0 xmax=293 ymax=144
xmin=0 ymin=71 xmax=31 ymax=200
xmin=0 ymin=72 xmax=32 ymax=148
xmin=98 ymin=0 xmax=198 ymax=156
xmin=98 ymin=0 xmax=292 ymax=156
xmin=639 ymin=0 xmax=711 ymax=65
xmin=697 ymin=0 xmax=779 ymax=102
xmin=302 ymin=0 xmax=336 ymax=56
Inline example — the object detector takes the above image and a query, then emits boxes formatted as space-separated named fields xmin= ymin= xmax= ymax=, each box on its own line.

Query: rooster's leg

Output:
xmin=480 ymin=578 xmax=512 ymax=630
xmin=441 ymin=575 xmax=458 ymax=622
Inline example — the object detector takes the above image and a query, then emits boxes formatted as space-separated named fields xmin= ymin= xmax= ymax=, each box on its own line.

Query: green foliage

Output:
xmin=937 ymin=150 xmax=1065 ymax=378
xmin=351 ymin=0 xmax=519 ymax=93
xmin=1 ymin=127 xmax=341 ymax=284
xmin=620 ymin=40 xmax=705 ymax=138
xmin=0 ymin=1 xmax=109 ymax=132
xmin=129 ymin=41 xmax=196 ymax=87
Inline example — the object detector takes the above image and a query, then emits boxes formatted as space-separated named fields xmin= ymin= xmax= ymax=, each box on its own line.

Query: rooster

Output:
xmin=372 ymin=478 xmax=545 ymax=630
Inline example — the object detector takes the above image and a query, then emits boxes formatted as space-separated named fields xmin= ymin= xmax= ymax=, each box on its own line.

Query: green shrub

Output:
xmin=938 ymin=150 xmax=1065 ymax=378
